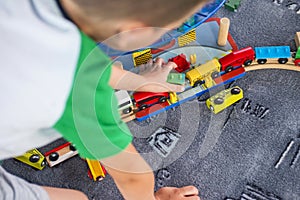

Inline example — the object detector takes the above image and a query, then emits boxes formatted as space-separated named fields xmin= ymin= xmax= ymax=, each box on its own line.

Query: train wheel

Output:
xmin=225 ymin=66 xmax=233 ymax=73
xmin=278 ymin=58 xmax=288 ymax=64
xmin=41 ymin=160 xmax=47 ymax=167
xmin=96 ymin=176 xmax=104 ymax=181
xmin=29 ymin=154 xmax=40 ymax=163
xmin=122 ymin=107 xmax=132 ymax=114
xmin=231 ymin=87 xmax=241 ymax=95
xmin=159 ymin=96 xmax=167 ymax=103
xmin=41 ymin=159 xmax=47 ymax=167
xmin=194 ymin=80 xmax=205 ymax=87
xmin=214 ymin=98 xmax=224 ymax=105
xmin=140 ymin=104 xmax=148 ymax=110
xmin=211 ymin=71 xmax=220 ymax=79
xmin=257 ymin=59 xmax=267 ymax=64
xmin=69 ymin=144 xmax=76 ymax=151
xmin=244 ymin=60 xmax=253 ymax=66
xmin=49 ymin=152 xmax=59 ymax=161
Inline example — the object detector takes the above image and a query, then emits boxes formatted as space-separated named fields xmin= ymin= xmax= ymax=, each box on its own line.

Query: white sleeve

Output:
xmin=0 ymin=0 xmax=81 ymax=159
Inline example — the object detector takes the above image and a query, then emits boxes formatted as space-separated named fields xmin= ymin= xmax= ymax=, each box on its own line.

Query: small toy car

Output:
xmin=44 ymin=142 xmax=78 ymax=167
xmin=206 ymin=86 xmax=243 ymax=114
xmin=133 ymin=92 xmax=170 ymax=110
xmin=14 ymin=149 xmax=47 ymax=170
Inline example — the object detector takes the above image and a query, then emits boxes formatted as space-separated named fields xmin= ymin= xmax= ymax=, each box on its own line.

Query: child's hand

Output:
xmin=155 ymin=186 xmax=200 ymax=200
xmin=136 ymin=58 xmax=185 ymax=93
xmin=110 ymin=58 xmax=185 ymax=93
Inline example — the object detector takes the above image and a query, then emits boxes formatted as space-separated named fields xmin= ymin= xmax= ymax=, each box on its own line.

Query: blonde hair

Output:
xmin=71 ymin=0 xmax=208 ymax=27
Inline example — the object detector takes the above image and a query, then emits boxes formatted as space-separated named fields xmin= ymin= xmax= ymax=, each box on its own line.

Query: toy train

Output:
xmin=86 ymin=159 xmax=106 ymax=181
xmin=206 ymin=86 xmax=243 ymax=114
xmin=116 ymin=45 xmax=298 ymax=119
xmin=14 ymin=148 xmax=47 ymax=170
xmin=44 ymin=142 xmax=78 ymax=167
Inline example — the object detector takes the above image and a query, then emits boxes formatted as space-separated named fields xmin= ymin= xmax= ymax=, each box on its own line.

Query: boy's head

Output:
xmin=61 ymin=0 xmax=208 ymax=50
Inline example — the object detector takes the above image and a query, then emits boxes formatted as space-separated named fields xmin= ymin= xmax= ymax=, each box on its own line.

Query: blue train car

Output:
xmin=255 ymin=46 xmax=291 ymax=64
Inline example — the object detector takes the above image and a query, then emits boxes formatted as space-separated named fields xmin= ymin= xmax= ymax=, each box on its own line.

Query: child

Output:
xmin=0 ymin=0 xmax=208 ymax=199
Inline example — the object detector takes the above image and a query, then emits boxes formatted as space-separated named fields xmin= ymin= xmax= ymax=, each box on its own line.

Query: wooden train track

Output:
xmin=245 ymin=61 xmax=300 ymax=72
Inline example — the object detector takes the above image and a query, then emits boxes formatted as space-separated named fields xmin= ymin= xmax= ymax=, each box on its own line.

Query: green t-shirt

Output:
xmin=54 ymin=32 xmax=133 ymax=159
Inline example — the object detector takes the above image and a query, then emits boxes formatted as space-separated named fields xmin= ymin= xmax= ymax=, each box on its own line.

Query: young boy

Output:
xmin=0 ymin=0 xmax=208 ymax=199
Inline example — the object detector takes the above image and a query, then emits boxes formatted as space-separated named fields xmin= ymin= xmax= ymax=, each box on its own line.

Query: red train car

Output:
xmin=44 ymin=142 xmax=78 ymax=167
xmin=295 ymin=58 xmax=300 ymax=66
xmin=133 ymin=92 xmax=169 ymax=110
xmin=219 ymin=46 xmax=255 ymax=72
xmin=168 ymin=54 xmax=190 ymax=73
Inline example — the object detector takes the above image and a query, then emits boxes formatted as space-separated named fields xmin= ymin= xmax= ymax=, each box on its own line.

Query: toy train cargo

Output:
xmin=255 ymin=46 xmax=291 ymax=64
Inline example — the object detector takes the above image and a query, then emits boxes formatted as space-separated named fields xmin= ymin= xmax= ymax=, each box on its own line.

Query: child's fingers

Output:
xmin=154 ymin=57 xmax=165 ymax=66
xmin=147 ymin=59 xmax=154 ymax=65
xmin=150 ymin=59 xmax=165 ymax=72
xmin=166 ymin=83 xmax=185 ymax=92
xmin=164 ymin=61 xmax=177 ymax=72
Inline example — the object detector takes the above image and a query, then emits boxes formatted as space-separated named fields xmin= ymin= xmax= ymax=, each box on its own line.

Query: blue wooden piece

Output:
xmin=255 ymin=46 xmax=291 ymax=59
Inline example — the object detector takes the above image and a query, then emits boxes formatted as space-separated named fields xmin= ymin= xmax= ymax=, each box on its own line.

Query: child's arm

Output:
xmin=101 ymin=144 xmax=156 ymax=200
xmin=109 ymin=58 xmax=184 ymax=93
xmin=101 ymin=143 xmax=200 ymax=200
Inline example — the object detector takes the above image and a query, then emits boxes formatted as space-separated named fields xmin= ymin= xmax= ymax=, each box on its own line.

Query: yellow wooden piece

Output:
xmin=178 ymin=29 xmax=196 ymax=47
xmin=206 ymin=86 xmax=243 ymax=114
xmin=186 ymin=58 xmax=220 ymax=86
xmin=169 ymin=92 xmax=178 ymax=104
xmin=86 ymin=159 xmax=106 ymax=181
xmin=132 ymin=49 xmax=152 ymax=66
xmin=203 ymin=76 xmax=216 ymax=89
xmin=15 ymin=149 xmax=46 ymax=170
xmin=295 ymin=32 xmax=300 ymax=48
xmin=190 ymin=54 xmax=197 ymax=65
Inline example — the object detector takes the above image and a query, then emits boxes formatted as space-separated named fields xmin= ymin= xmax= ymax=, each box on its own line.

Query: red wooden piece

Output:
xmin=214 ymin=67 xmax=245 ymax=85
xmin=168 ymin=54 xmax=190 ymax=73
xmin=219 ymin=47 xmax=255 ymax=72
xmin=133 ymin=92 xmax=169 ymax=109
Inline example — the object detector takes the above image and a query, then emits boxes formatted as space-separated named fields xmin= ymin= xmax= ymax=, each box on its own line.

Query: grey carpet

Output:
xmin=2 ymin=0 xmax=300 ymax=199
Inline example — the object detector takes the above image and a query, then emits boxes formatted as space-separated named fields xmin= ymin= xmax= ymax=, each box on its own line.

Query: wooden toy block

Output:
xmin=217 ymin=17 xmax=230 ymax=46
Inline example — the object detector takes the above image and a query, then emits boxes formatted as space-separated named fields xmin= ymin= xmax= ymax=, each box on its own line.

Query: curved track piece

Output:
xmin=245 ymin=63 xmax=300 ymax=72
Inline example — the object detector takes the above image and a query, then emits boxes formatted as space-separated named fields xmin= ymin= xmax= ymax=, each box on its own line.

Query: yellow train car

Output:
xmin=14 ymin=149 xmax=47 ymax=170
xmin=186 ymin=58 xmax=221 ymax=87
xmin=206 ymin=86 xmax=243 ymax=114
xmin=86 ymin=159 xmax=106 ymax=181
